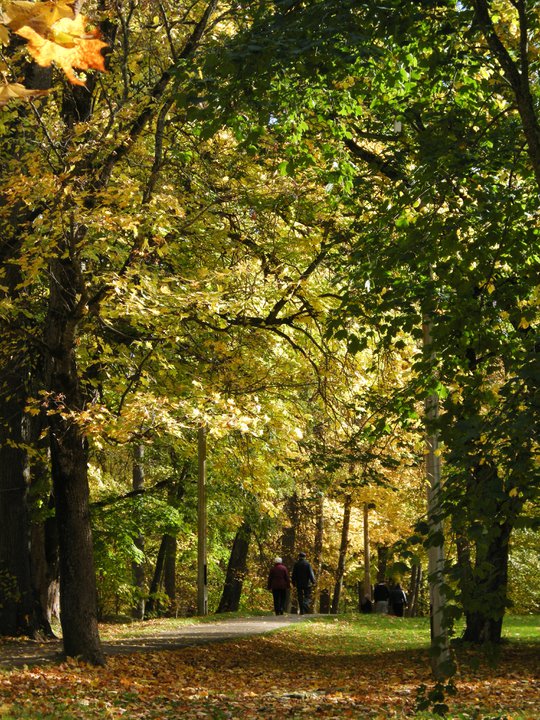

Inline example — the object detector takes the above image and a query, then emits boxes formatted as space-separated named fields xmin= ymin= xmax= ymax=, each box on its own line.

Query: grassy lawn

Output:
xmin=0 ymin=613 xmax=537 ymax=719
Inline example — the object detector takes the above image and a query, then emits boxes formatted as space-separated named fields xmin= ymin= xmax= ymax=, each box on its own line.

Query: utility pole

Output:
xmin=423 ymin=314 xmax=450 ymax=677
xmin=197 ymin=425 xmax=208 ymax=616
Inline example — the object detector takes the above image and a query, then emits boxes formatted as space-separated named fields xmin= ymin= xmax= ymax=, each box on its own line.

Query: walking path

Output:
xmin=0 ymin=614 xmax=316 ymax=669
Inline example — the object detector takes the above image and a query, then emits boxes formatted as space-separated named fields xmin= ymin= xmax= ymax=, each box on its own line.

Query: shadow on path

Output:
xmin=0 ymin=614 xmax=318 ymax=669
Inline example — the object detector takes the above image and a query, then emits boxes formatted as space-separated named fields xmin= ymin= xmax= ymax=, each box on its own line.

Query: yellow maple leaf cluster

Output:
xmin=0 ymin=0 xmax=107 ymax=98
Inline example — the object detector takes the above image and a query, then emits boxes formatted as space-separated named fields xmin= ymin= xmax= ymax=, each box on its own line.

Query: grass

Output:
xmin=98 ymin=610 xmax=540 ymax=646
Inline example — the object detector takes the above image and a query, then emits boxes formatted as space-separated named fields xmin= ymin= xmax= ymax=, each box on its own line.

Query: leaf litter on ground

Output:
xmin=0 ymin=615 xmax=538 ymax=719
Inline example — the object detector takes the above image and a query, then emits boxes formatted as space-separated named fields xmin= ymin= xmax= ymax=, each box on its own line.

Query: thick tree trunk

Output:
xmin=462 ymin=522 xmax=512 ymax=644
xmin=0 ymin=397 xmax=34 ymax=636
xmin=216 ymin=522 xmax=251 ymax=613
xmin=45 ymin=255 xmax=104 ymax=665
xmin=331 ymin=494 xmax=352 ymax=614
xmin=0 ymin=241 xmax=51 ymax=638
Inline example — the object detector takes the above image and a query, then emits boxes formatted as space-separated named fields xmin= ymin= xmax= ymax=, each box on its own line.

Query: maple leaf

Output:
xmin=0 ymin=24 xmax=9 ymax=44
xmin=1 ymin=0 xmax=75 ymax=34
xmin=0 ymin=80 xmax=49 ymax=105
xmin=15 ymin=15 xmax=107 ymax=86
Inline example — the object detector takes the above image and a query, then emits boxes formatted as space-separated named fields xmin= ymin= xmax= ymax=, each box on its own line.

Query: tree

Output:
xmin=194 ymin=0 xmax=538 ymax=645
xmin=0 ymin=0 xmax=219 ymax=662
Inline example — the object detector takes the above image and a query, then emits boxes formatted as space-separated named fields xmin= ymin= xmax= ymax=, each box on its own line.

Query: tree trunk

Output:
xmin=462 ymin=522 xmax=512 ymax=643
xmin=313 ymin=492 xmax=324 ymax=582
xmin=216 ymin=522 xmax=251 ymax=613
xmin=376 ymin=546 xmax=389 ymax=583
xmin=0 ymin=341 xmax=51 ymax=638
xmin=0 ymin=229 xmax=50 ymax=638
xmin=163 ymin=534 xmax=177 ymax=615
xmin=362 ymin=502 xmax=371 ymax=599
xmin=331 ymin=494 xmax=352 ymax=614
xmin=45 ymin=255 xmax=104 ymax=665
xmin=406 ymin=563 xmax=422 ymax=618
xmin=30 ymin=487 xmax=60 ymax=637
xmin=0 ymin=397 xmax=35 ymax=636
xmin=132 ymin=444 xmax=145 ymax=620
xmin=146 ymin=537 xmax=167 ymax=615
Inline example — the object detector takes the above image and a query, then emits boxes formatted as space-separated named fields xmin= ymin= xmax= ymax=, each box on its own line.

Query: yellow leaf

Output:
xmin=1 ymin=0 xmax=75 ymax=33
xmin=16 ymin=17 xmax=107 ymax=86
xmin=518 ymin=317 xmax=530 ymax=329
xmin=0 ymin=24 xmax=10 ymax=44
xmin=0 ymin=81 xmax=49 ymax=105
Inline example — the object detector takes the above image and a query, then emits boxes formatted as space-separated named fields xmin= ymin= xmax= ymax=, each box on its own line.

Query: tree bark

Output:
xmin=376 ymin=545 xmax=389 ymax=583
xmin=331 ymin=494 xmax=352 ymax=614
xmin=216 ymin=522 xmax=251 ymax=613
xmin=146 ymin=537 xmax=166 ymax=615
xmin=0 ymin=277 xmax=50 ymax=637
xmin=461 ymin=521 xmax=512 ymax=644
xmin=45 ymin=254 xmax=104 ymax=665
xmin=0 ymin=398 xmax=34 ymax=635
xmin=132 ymin=444 xmax=145 ymax=620
xmin=313 ymin=492 xmax=324 ymax=582
xmin=406 ymin=563 xmax=422 ymax=618
xmin=163 ymin=534 xmax=177 ymax=615
xmin=362 ymin=502 xmax=371 ymax=599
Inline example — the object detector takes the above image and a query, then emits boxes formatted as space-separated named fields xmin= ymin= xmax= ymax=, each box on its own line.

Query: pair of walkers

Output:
xmin=373 ymin=580 xmax=408 ymax=617
xmin=267 ymin=552 xmax=315 ymax=615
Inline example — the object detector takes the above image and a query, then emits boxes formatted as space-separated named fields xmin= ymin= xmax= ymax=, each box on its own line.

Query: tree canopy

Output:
xmin=0 ymin=0 xmax=537 ymax=669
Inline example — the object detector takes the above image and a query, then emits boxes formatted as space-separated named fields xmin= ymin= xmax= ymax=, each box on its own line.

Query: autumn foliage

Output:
xmin=0 ymin=0 xmax=106 ymax=99
xmin=0 ymin=616 xmax=538 ymax=719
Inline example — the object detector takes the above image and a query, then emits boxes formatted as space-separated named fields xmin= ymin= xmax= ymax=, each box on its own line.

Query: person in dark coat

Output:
xmin=360 ymin=595 xmax=373 ymax=613
xmin=389 ymin=582 xmax=408 ymax=617
xmin=373 ymin=580 xmax=390 ymax=614
xmin=267 ymin=557 xmax=290 ymax=615
xmin=291 ymin=552 xmax=316 ymax=614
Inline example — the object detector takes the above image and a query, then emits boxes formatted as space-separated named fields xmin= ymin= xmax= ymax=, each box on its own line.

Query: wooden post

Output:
xmin=197 ymin=425 xmax=208 ymax=616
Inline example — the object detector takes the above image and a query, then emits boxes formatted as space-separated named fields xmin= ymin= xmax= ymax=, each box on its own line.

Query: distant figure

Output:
xmin=360 ymin=595 xmax=373 ymax=613
xmin=389 ymin=582 xmax=408 ymax=617
xmin=291 ymin=552 xmax=316 ymax=615
xmin=267 ymin=557 xmax=290 ymax=615
xmin=373 ymin=580 xmax=390 ymax=614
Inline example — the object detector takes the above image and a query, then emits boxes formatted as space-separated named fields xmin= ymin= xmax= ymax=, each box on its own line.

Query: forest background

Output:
xmin=0 ymin=0 xmax=538 ymax=670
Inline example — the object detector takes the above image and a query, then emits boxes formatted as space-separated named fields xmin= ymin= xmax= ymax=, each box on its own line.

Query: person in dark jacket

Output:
xmin=389 ymin=582 xmax=408 ymax=617
xmin=267 ymin=557 xmax=290 ymax=615
xmin=373 ymin=580 xmax=390 ymax=614
xmin=291 ymin=552 xmax=316 ymax=614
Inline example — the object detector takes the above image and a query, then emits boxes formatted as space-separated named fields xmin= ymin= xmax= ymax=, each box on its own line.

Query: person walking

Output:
xmin=389 ymin=582 xmax=408 ymax=617
xmin=291 ymin=552 xmax=315 ymax=615
xmin=373 ymin=580 xmax=390 ymax=614
xmin=267 ymin=557 xmax=290 ymax=615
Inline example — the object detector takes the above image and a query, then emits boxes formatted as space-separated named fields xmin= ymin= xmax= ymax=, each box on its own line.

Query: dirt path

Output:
xmin=0 ymin=614 xmax=316 ymax=669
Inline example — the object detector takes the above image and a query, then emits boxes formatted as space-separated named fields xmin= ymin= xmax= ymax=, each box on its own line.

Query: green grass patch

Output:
xmin=290 ymin=613 xmax=432 ymax=654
